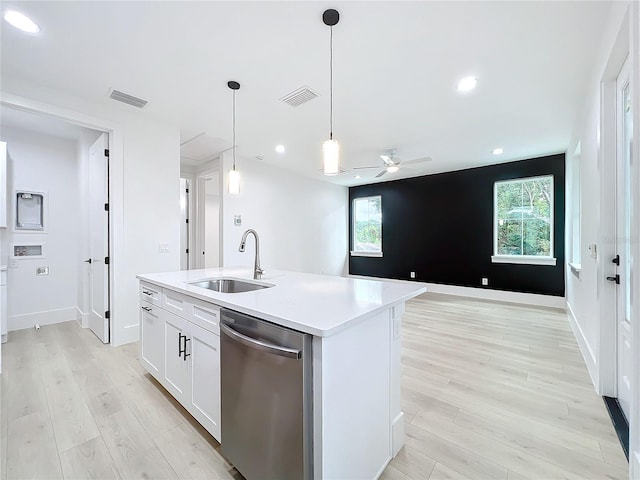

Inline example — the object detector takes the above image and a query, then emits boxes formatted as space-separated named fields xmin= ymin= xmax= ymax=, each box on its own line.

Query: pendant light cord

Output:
xmin=232 ymin=89 xmax=237 ymax=170
xmin=330 ymin=26 xmax=333 ymax=140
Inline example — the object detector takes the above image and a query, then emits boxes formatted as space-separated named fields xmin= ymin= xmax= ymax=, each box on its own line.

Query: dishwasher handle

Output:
xmin=220 ymin=322 xmax=302 ymax=360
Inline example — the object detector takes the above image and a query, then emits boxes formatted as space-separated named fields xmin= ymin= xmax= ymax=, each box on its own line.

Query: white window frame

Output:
xmin=351 ymin=195 xmax=383 ymax=257
xmin=492 ymin=175 xmax=556 ymax=266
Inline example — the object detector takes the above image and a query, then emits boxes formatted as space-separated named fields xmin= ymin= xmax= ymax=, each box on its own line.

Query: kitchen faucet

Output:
xmin=238 ymin=229 xmax=263 ymax=280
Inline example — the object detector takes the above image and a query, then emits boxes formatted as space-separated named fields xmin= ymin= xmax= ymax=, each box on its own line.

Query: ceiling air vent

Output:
xmin=280 ymin=86 xmax=319 ymax=107
xmin=109 ymin=89 xmax=148 ymax=108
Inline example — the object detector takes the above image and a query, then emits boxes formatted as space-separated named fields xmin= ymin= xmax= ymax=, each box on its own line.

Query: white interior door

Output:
xmin=614 ymin=58 xmax=632 ymax=421
xmin=88 ymin=133 xmax=110 ymax=343
xmin=196 ymin=171 xmax=220 ymax=269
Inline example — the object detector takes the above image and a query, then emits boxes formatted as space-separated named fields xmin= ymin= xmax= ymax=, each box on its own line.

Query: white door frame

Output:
xmin=195 ymin=166 xmax=220 ymax=269
xmin=597 ymin=11 xmax=630 ymax=399
xmin=0 ymin=92 xmax=123 ymax=345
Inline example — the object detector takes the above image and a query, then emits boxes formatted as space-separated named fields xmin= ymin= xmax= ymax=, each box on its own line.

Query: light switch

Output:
xmin=36 ymin=266 xmax=49 ymax=276
xmin=234 ymin=215 xmax=242 ymax=226
xmin=159 ymin=243 xmax=169 ymax=253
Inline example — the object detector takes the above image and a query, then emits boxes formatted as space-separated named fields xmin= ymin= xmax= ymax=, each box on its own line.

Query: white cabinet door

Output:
xmin=140 ymin=300 xmax=163 ymax=378
xmin=187 ymin=322 xmax=221 ymax=440
xmin=163 ymin=310 xmax=190 ymax=402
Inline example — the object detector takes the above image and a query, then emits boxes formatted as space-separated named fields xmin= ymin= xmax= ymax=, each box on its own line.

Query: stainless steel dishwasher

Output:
xmin=220 ymin=308 xmax=312 ymax=480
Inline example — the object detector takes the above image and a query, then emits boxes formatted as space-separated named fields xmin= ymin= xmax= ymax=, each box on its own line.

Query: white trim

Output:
xmin=350 ymin=251 xmax=383 ymax=257
xmin=8 ymin=306 xmax=76 ymax=331
xmin=491 ymin=255 xmax=557 ymax=266
xmin=424 ymin=282 xmax=565 ymax=309
xmin=75 ymin=305 xmax=89 ymax=328
xmin=566 ymin=300 xmax=598 ymax=392
xmin=568 ymin=262 xmax=582 ymax=278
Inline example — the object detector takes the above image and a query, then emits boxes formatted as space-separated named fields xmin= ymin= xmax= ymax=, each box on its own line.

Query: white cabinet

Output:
xmin=187 ymin=322 xmax=221 ymax=439
xmin=139 ymin=282 xmax=221 ymax=442
xmin=162 ymin=309 xmax=190 ymax=401
xmin=140 ymin=300 xmax=163 ymax=377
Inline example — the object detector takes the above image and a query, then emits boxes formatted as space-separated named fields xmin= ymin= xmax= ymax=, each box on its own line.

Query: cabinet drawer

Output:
xmin=189 ymin=298 xmax=220 ymax=335
xmin=162 ymin=288 xmax=190 ymax=317
xmin=140 ymin=282 xmax=161 ymax=305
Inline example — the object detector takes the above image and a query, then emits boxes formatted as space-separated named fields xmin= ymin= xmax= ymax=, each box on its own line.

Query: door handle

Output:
xmin=606 ymin=275 xmax=620 ymax=285
xmin=84 ymin=258 xmax=92 ymax=264
xmin=141 ymin=306 xmax=152 ymax=312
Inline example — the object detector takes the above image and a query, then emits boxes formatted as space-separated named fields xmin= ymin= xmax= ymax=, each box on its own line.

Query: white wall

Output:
xmin=220 ymin=151 xmax=348 ymax=276
xmin=1 ymin=80 xmax=181 ymax=346
xmin=0 ymin=126 xmax=80 ymax=329
xmin=565 ymin=2 xmax=640 ymax=476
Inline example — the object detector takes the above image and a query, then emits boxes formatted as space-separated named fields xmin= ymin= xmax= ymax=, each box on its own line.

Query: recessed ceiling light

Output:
xmin=457 ymin=76 xmax=477 ymax=93
xmin=354 ymin=175 xmax=361 ymax=179
xmin=4 ymin=10 xmax=40 ymax=33
xmin=492 ymin=147 xmax=504 ymax=155
xmin=387 ymin=166 xmax=399 ymax=173
xmin=275 ymin=144 xmax=285 ymax=154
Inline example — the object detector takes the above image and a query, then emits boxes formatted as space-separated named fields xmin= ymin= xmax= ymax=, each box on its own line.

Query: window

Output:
xmin=351 ymin=196 xmax=382 ymax=257
xmin=493 ymin=175 xmax=556 ymax=265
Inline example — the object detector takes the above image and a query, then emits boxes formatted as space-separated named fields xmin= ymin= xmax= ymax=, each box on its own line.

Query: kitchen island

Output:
xmin=137 ymin=267 xmax=426 ymax=480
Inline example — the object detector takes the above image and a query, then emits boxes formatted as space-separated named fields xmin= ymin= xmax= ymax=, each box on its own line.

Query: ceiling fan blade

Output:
xmin=401 ymin=156 xmax=432 ymax=166
xmin=353 ymin=165 xmax=381 ymax=170
xmin=379 ymin=154 xmax=393 ymax=166
xmin=375 ymin=170 xmax=387 ymax=178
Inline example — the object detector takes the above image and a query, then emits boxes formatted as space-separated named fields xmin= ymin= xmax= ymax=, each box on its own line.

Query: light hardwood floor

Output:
xmin=0 ymin=293 xmax=629 ymax=480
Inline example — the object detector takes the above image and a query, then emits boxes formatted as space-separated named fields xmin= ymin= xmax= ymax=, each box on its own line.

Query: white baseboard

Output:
xmin=112 ymin=322 xmax=139 ymax=346
xmin=9 ymin=306 xmax=77 ymax=331
xmin=566 ymin=301 xmax=598 ymax=392
xmin=391 ymin=411 xmax=405 ymax=457
xmin=75 ymin=306 xmax=89 ymax=328
xmin=424 ymin=283 xmax=566 ymax=309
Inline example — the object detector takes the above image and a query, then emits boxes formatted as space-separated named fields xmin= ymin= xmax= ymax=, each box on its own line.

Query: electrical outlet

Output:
xmin=481 ymin=277 xmax=489 ymax=286
xmin=410 ymin=271 xmax=416 ymax=279
xmin=159 ymin=243 xmax=169 ymax=253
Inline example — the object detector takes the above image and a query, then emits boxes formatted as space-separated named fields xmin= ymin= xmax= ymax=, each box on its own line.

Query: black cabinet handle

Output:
xmin=183 ymin=338 xmax=191 ymax=361
xmin=141 ymin=306 xmax=152 ymax=312
xmin=178 ymin=333 xmax=185 ymax=358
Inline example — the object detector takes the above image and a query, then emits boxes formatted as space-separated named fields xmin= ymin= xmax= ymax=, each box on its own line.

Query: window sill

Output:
xmin=491 ymin=255 xmax=557 ymax=266
xmin=569 ymin=262 xmax=581 ymax=278
xmin=350 ymin=251 xmax=383 ymax=258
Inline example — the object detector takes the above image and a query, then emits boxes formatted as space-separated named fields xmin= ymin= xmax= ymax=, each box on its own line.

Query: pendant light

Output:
xmin=322 ymin=9 xmax=340 ymax=176
xmin=228 ymin=80 xmax=241 ymax=195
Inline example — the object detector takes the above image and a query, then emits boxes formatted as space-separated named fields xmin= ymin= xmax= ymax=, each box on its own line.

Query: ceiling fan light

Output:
xmin=387 ymin=165 xmax=399 ymax=173
xmin=323 ymin=139 xmax=340 ymax=176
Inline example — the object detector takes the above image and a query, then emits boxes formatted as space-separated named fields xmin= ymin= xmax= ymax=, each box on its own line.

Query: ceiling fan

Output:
xmin=353 ymin=149 xmax=432 ymax=178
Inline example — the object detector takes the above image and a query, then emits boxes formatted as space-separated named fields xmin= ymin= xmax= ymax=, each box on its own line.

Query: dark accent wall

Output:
xmin=349 ymin=153 xmax=565 ymax=296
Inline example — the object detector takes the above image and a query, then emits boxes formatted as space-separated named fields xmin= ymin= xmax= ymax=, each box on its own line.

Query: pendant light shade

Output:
xmin=322 ymin=9 xmax=340 ymax=176
xmin=228 ymin=80 xmax=241 ymax=195
xmin=322 ymin=139 xmax=340 ymax=176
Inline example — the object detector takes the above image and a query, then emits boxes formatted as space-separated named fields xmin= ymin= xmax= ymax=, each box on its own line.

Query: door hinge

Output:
xmin=104 ymin=148 xmax=110 ymax=157
xmin=105 ymin=256 xmax=110 ymax=265
xmin=104 ymin=203 xmax=109 ymax=211
xmin=186 ymin=248 xmax=189 ymax=254
xmin=185 ymin=218 xmax=189 ymax=224
xmin=186 ymin=188 xmax=189 ymax=193
xmin=105 ymin=310 xmax=110 ymax=319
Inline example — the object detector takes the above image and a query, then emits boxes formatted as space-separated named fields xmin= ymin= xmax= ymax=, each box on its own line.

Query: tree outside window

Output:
xmin=352 ymin=196 xmax=382 ymax=255
xmin=495 ymin=176 xmax=553 ymax=258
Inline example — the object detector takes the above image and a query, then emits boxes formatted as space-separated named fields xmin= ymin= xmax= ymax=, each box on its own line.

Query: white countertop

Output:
xmin=137 ymin=267 xmax=426 ymax=337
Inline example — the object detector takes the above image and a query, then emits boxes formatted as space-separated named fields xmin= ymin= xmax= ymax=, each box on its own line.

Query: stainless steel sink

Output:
xmin=189 ymin=278 xmax=273 ymax=293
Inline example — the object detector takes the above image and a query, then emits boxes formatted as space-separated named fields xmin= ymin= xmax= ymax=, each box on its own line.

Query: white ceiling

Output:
xmin=0 ymin=1 xmax=612 ymax=186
